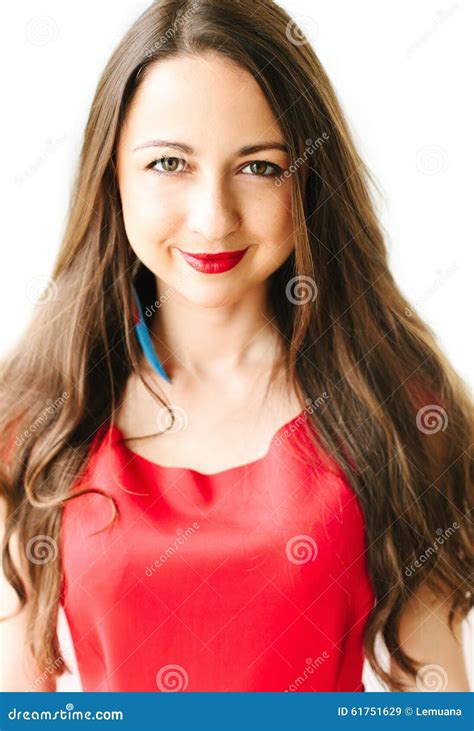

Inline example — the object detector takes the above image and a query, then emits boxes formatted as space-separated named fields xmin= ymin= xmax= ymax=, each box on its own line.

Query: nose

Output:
xmin=187 ymin=173 xmax=240 ymax=245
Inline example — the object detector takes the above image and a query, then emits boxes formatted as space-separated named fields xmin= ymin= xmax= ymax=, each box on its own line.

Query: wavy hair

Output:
xmin=1 ymin=0 xmax=472 ymax=691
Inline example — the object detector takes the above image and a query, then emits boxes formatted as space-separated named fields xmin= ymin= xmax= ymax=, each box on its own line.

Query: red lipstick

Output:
xmin=178 ymin=247 xmax=249 ymax=274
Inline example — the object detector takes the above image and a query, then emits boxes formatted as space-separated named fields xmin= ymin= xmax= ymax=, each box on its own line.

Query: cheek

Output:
xmin=119 ymin=176 xmax=179 ymax=252
xmin=119 ymin=172 xmax=295 ymax=272
xmin=253 ymin=185 xmax=295 ymax=261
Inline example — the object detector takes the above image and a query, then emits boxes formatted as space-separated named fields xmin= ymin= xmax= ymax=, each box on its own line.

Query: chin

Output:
xmin=171 ymin=281 xmax=246 ymax=309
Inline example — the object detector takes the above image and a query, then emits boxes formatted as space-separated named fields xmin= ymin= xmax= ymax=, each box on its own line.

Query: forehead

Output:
xmin=119 ymin=52 xmax=284 ymax=154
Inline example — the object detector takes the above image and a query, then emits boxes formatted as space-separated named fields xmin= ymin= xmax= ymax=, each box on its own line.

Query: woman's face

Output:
xmin=116 ymin=52 xmax=296 ymax=308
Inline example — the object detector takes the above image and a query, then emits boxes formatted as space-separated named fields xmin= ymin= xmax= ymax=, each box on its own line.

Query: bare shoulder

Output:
xmin=390 ymin=583 xmax=471 ymax=691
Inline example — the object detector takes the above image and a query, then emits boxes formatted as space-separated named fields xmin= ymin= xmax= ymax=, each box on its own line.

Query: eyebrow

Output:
xmin=132 ymin=139 xmax=289 ymax=155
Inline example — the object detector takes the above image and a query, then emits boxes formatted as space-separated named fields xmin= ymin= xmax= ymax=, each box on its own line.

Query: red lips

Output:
xmin=177 ymin=248 xmax=249 ymax=274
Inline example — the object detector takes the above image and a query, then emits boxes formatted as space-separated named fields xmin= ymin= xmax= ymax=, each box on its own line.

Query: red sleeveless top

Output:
xmin=60 ymin=410 xmax=375 ymax=692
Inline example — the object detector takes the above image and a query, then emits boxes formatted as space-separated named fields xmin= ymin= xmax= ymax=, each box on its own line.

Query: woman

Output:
xmin=1 ymin=0 xmax=472 ymax=692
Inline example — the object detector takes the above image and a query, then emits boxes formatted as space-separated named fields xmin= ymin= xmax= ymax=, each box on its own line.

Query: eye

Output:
xmin=147 ymin=156 xmax=187 ymax=175
xmin=241 ymin=161 xmax=282 ymax=177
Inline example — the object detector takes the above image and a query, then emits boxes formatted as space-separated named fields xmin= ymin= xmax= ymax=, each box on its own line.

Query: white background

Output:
xmin=1 ymin=0 xmax=472 ymax=692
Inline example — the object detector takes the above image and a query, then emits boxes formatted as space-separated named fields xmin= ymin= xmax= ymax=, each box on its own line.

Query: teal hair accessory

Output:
xmin=131 ymin=284 xmax=171 ymax=384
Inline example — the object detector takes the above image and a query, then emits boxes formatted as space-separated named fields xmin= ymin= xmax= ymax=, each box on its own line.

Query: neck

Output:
xmin=148 ymin=277 xmax=285 ymax=382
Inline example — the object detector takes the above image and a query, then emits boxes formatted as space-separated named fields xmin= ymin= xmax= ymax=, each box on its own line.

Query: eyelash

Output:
xmin=146 ymin=157 xmax=283 ymax=178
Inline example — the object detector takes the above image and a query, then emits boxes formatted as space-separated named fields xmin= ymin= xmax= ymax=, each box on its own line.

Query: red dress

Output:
xmin=60 ymin=410 xmax=375 ymax=692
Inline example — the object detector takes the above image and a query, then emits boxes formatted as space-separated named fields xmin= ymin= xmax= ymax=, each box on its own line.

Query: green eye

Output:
xmin=147 ymin=157 xmax=282 ymax=177
xmin=241 ymin=161 xmax=282 ymax=176
xmin=149 ymin=157 xmax=187 ymax=174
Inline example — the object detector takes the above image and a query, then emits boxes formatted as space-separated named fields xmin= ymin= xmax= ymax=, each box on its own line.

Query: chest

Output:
xmin=114 ymin=370 xmax=304 ymax=473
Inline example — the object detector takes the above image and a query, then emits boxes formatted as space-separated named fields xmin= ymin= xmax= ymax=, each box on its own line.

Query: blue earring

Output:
xmin=131 ymin=284 xmax=171 ymax=384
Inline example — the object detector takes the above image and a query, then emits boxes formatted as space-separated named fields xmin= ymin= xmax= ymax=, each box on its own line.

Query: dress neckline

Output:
xmin=109 ymin=409 xmax=308 ymax=478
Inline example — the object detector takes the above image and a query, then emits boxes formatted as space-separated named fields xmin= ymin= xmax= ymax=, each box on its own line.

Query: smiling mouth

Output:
xmin=177 ymin=247 xmax=250 ymax=274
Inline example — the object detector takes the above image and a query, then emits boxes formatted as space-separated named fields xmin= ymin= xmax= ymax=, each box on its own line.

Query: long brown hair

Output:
xmin=1 ymin=0 xmax=472 ymax=691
